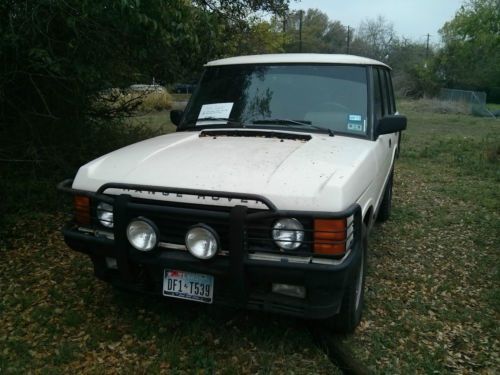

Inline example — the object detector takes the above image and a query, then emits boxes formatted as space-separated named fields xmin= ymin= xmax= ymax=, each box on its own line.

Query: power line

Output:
xmin=299 ymin=10 xmax=304 ymax=53
xmin=347 ymin=25 xmax=351 ymax=54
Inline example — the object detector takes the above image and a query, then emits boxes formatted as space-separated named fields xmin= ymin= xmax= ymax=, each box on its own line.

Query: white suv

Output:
xmin=59 ymin=54 xmax=406 ymax=333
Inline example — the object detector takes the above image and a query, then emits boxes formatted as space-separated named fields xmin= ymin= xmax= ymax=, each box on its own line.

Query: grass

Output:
xmin=1 ymin=102 xmax=499 ymax=373
xmin=403 ymin=98 xmax=471 ymax=115
xmin=341 ymin=101 xmax=499 ymax=372
xmin=0 ymin=218 xmax=337 ymax=373
xmin=404 ymin=98 xmax=500 ymax=118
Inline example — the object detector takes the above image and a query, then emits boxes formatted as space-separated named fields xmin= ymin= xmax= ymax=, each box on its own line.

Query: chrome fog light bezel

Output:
xmin=185 ymin=224 xmax=220 ymax=260
xmin=126 ymin=217 xmax=159 ymax=252
xmin=272 ymin=218 xmax=305 ymax=250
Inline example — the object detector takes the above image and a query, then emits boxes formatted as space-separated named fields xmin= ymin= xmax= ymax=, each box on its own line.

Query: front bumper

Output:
xmin=59 ymin=179 xmax=363 ymax=320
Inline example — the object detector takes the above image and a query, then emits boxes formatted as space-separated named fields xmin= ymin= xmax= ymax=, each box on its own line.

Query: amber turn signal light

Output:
xmin=73 ymin=195 xmax=91 ymax=226
xmin=313 ymin=218 xmax=346 ymax=255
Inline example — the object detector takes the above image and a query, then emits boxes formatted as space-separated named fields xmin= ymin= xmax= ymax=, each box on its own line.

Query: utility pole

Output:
xmin=347 ymin=26 xmax=351 ymax=54
xmin=299 ymin=10 xmax=303 ymax=53
xmin=283 ymin=15 xmax=287 ymax=49
xmin=425 ymin=33 xmax=430 ymax=59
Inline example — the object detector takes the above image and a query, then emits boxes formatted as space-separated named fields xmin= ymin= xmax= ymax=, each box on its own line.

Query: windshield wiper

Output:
xmin=196 ymin=117 xmax=245 ymax=127
xmin=252 ymin=118 xmax=334 ymax=136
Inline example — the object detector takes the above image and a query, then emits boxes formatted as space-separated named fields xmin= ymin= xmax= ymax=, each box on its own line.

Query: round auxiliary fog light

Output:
xmin=126 ymin=218 xmax=158 ymax=251
xmin=185 ymin=225 xmax=219 ymax=260
xmin=272 ymin=218 xmax=304 ymax=250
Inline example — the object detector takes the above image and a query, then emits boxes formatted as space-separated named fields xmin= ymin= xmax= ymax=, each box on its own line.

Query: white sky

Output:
xmin=289 ymin=0 xmax=466 ymax=43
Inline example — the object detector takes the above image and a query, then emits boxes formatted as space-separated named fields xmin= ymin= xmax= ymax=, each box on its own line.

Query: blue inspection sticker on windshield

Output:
xmin=347 ymin=114 xmax=364 ymax=132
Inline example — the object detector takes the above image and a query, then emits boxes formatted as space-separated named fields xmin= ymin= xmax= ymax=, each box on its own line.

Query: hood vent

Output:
xmin=200 ymin=130 xmax=311 ymax=141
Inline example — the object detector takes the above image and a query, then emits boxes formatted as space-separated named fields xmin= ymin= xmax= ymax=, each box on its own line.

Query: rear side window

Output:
xmin=373 ymin=69 xmax=383 ymax=120
xmin=374 ymin=68 xmax=395 ymax=117
xmin=379 ymin=69 xmax=389 ymax=116
xmin=385 ymin=70 xmax=396 ymax=113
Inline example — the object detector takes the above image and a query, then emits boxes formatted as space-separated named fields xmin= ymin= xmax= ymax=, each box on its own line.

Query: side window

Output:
xmin=379 ymin=68 xmax=389 ymax=116
xmin=373 ymin=69 xmax=383 ymax=120
xmin=385 ymin=70 xmax=396 ymax=113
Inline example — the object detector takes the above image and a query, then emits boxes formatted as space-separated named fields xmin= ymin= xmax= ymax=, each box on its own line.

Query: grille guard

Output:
xmin=58 ymin=179 xmax=363 ymax=298
xmin=57 ymin=179 xmax=362 ymax=256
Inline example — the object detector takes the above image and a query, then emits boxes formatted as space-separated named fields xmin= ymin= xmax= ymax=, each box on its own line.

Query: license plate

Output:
xmin=163 ymin=270 xmax=214 ymax=304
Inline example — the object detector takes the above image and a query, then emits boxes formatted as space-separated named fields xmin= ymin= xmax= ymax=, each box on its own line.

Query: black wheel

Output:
xmin=377 ymin=170 xmax=393 ymax=223
xmin=324 ymin=224 xmax=367 ymax=334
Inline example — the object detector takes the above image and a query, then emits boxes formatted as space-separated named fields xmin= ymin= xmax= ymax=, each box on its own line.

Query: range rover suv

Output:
xmin=59 ymin=54 xmax=406 ymax=333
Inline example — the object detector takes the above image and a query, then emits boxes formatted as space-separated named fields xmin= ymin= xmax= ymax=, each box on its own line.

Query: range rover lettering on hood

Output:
xmin=103 ymin=187 xmax=269 ymax=209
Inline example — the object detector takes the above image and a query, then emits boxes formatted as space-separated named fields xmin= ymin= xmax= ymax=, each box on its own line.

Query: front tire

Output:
xmin=377 ymin=170 xmax=393 ymax=223
xmin=324 ymin=224 xmax=367 ymax=334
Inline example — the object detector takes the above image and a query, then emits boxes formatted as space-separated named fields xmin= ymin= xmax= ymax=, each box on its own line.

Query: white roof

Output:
xmin=205 ymin=53 xmax=390 ymax=69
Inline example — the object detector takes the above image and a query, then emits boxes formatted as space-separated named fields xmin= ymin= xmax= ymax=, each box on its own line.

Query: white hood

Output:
xmin=73 ymin=129 xmax=377 ymax=211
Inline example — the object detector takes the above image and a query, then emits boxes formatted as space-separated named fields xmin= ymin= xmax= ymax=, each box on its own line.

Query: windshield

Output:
xmin=180 ymin=64 xmax=369 ymax=136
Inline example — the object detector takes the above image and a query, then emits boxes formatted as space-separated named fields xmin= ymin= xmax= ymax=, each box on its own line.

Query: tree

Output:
xmin=323 ymin=20 xmax=349 ymax=53
xmin=282 ymin=9 xmax=347 ymax=53
xmin=195 ymin=0 xmax=289 ymax=19
xmin=0 ymin=0 xmax=292 ymax=218
xmin=436 ymin=0 xmax=500 ymax=100
xmin=351 ymin=16 xmax=396 ymax=61
xmin=0 ymin=0 xmax=292 ymax=178
xmin=387 ymin=39 xmax=438 ymax=97
xmin=235 ymin=20 xmax=284 ymax=54
xmin=192 ymin=0 xmax=290 ymax=59
xmin=0 ymin=0 xmax=290 ymax=129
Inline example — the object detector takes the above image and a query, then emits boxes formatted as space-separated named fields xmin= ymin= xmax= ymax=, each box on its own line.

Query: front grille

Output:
xmin=81 ymin=197 xmax=354 ymax=258
xmin=124 ymin=197 xmax=267 ymax=252
xmin=123 ymin=200 xmax=318 ymax=256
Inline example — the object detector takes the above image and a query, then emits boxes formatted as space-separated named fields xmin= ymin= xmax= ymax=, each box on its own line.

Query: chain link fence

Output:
xmin=440 ymin=88 xmax=496 ymax=117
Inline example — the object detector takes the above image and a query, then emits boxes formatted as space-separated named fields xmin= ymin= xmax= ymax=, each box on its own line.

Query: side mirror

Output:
xmin=376 ymin=115 xmax=407 ymax=136
xmin=170 ymin=109 xmax=183 ymax=127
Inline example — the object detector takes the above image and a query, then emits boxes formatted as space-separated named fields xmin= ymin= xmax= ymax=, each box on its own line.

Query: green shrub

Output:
xmin=136 ymin=90 xmax=173 ymax=111
xmin=97 ymin=88 xmax=173 ymax=113
xmin=0 ymin=119 xmax=160 ymax=224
